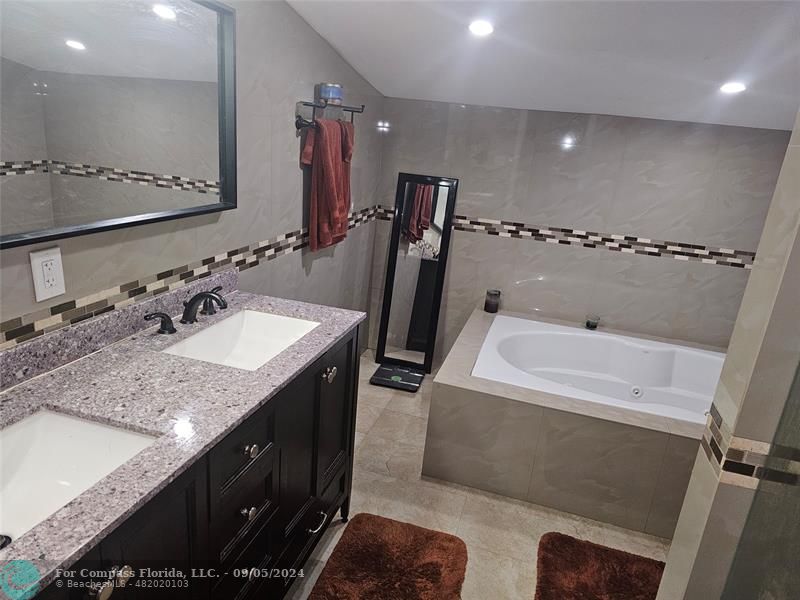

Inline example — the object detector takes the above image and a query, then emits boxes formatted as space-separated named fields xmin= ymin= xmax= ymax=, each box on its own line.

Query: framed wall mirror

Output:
xmin=0 ymin=0 xmax=236 ymax=249
xmin=373 ymin=172 xmax=458 ymax=388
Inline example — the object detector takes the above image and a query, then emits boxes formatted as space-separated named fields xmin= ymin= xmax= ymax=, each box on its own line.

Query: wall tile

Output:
xmin=373 ymin=99 xmax=788 ymax=355
xmin=646 ymin=435 xmax=699 ymax=538
xmin=527 ymin=407 xmax=668 ymax=531
xmin=422 ymin=382 xmax=543 ymax=499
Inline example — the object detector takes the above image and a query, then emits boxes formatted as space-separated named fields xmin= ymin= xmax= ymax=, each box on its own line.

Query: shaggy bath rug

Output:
xmin=535 ymin=532 xmax=665 ymax=600
xmin=308 ymin=513 xmax=468 ymax=600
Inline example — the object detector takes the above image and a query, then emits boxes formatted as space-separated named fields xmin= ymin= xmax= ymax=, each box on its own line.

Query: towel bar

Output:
xmin=295 ymin=99 xmax=365 ymax=130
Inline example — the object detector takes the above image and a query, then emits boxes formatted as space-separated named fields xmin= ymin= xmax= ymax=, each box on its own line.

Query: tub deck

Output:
xmin=422 ymin=309 xmax=721 ymax=538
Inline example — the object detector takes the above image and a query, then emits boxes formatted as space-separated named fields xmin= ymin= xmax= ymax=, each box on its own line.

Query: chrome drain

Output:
xmin=630 ymin=386 xmax=643 ymax=399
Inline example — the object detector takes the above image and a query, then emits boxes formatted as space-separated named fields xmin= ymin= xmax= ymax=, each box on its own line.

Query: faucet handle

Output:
xmin=200 ymin=287 xmax=225 ymax=315
xmin=144 ymin=312 xmax=177 ymax=334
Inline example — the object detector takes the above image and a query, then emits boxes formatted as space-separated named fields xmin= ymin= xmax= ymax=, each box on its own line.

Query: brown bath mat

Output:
xmin=535 ymin=532 xmax=664 ymax=600
xmin=308 ymin=513 xmax=468 ymax=599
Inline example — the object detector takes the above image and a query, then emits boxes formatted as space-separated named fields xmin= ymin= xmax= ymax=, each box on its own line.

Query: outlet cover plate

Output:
xmin=30 ymin=247 xmax=66 ymax=302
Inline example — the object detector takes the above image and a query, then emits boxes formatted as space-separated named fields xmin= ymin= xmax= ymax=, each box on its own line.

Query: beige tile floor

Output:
xmin=287 ymin=352 xmax=670 ymax=599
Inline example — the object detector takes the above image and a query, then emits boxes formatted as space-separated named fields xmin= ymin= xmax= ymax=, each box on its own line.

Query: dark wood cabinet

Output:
xmin=37 ymin=326 xmax=359 ymax=600
xmin=37 ymin=462 xmax=208 ymax=600
xmin=315 ymin=341 xmax=355 ymax=497
xmin=100 ymin=461 xmax=209 ymax=600
xmin=277 ymin=367 xmax=319 ymax=545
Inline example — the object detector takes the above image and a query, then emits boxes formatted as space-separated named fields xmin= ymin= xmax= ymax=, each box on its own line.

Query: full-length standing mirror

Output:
xmin=0 ymin=0 xmax=236 ymax=249
xmin=373 ymin=172 xmax=458 ymax=390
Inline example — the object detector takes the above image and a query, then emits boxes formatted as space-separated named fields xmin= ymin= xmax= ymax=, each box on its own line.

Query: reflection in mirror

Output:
xmin=374 ymin=173 xmax=458 ymax=387
xmin=0 ymin=0 xmax=235 ymax=247
xmin=385 ymin=183 xmax=445 ymax=364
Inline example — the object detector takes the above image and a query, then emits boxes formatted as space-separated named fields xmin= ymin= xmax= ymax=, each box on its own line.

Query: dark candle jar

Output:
xmin=484 ymin=289 xmax=501 ymax=313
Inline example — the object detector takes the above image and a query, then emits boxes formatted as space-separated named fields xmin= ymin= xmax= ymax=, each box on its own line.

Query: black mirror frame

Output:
xmin=0 ymin=0 xmax=237 ymax=249
xmin=376 ymin=172 xmax=459 ymax=373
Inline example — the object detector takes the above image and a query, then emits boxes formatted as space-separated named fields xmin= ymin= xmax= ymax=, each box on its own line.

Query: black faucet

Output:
xmin=181 ymin=291 xmax=227 ymax=324
xmin=143 ymin=312 xmax=177 ymax=334
xmin=200 ymin=286 xmax=224 ymax=316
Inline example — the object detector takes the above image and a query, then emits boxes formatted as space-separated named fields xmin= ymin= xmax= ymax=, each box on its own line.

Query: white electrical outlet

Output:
xmin=30 ymin=247 xmax=66 ymax=302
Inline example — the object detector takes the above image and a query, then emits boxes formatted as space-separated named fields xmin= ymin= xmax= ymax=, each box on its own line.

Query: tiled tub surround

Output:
xmin=375 ymin=99 xmax=790 ymax=355
xmin=0 ymin=159 xmax=220 ymax=195
xmin=421 ymin=309 xmax=716 ymax=538
xmin=0 ymin=205 xmax=391 ymax=352
xmin=0 ymin=288 xmax=365 ymax=588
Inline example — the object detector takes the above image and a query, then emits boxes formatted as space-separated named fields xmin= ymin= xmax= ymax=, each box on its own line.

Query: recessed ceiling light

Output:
xmin=153 ymin=4 xmax=177 ymax=20
xmin=65 ymin=39 xmax=86 ymax=50
xmin=561 ymin=135 xmax=576 ymax=150
xmin=720 ymin=82 xmax=746 ymax=94
xmin=469 ymin=20 xmax=494 ymax=37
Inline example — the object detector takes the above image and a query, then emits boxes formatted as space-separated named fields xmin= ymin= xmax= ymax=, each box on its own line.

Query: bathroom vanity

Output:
xmin=0 ymin=284 xmax=362 ymax=600
xmin=43 ymin=332 xmax=356 ymax=600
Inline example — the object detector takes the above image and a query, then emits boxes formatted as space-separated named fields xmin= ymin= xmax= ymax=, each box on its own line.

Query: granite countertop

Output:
xmin=0 ymin=292 xmax=365 ymax=588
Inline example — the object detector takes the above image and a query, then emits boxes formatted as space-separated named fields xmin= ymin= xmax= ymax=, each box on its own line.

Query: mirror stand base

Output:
xmin=369 ymin=364 xmax=425 ymax=393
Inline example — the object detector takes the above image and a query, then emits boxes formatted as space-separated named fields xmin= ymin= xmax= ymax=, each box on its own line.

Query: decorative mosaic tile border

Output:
xmin=0 ymin=160 xmax=219 ymax=195
xmin=452 ymin=215 xmax=756 ymax=269
xmin=0 ymin=204 xmax=752 ymax=349
xmin=700 ymin=403 xmax=799 ymax=488
xmin=0 ymin=205 xmax=387 ymax=349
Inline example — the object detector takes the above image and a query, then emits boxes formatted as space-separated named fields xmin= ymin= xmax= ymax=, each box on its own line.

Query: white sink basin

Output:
xmin=163 ymin=310 xmax=320 ymax=371
xmin=0 ymin=410 xmax=155 ymax=541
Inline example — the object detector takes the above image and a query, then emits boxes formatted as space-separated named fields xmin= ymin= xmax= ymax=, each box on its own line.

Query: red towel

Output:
xmin=404 ymin=183 xmax=434 ymax=242
xmin=335 ymin=120 xmax=354 ymax=243
xmin=300 ymin=118 xmax=354 ymax=251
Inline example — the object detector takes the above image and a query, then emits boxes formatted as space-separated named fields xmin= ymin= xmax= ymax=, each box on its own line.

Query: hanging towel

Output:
xmin=334 ymin=120 xmax=355 ymax=243
xmin=301 ymin=118 xmax=353 ymax=251
xmin=404 ymin=183 xmax=434 ymax=243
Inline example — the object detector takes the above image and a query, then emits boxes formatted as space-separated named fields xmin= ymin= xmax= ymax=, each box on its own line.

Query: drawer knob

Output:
xmin=243 ymin=443 xmax=260 ymax=459
xmin=116 ymin=565 xmax=134 ymax=587
xmin=240 ymin=506 xmax=258 ymax=522
xmin=307 ymin=510 xmax=328 ymax=534
xmin=87 ymin=580 xmax=115 ymax=599
xmin=322 ymin=366 xmax=338 ymax=384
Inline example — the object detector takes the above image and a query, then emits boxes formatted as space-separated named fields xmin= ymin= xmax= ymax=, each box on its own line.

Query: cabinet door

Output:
xmin=276 ymin=366 xmax=318 ymax=542
xmin=37 ymin=548 xmax=102 ymax=599
xmin=315 ymin=337 xmax=356 ymax=494
xmin=99 ymin=460 xmax=209 ymax=600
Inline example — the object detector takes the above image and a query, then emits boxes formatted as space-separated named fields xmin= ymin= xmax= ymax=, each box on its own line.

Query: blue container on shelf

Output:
xmin=316 ymin=82 xmax=343 ymax=106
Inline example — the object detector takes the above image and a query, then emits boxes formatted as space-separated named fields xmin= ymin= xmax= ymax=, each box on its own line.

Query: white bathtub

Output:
xmin=472 ymin=315 xmax=724 ymax=426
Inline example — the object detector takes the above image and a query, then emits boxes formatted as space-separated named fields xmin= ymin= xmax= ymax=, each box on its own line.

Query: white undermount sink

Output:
xmin=163 ymin=310 xmax=320 ymax=371
xmin=0 ymin=410 xmax=155 ymax=541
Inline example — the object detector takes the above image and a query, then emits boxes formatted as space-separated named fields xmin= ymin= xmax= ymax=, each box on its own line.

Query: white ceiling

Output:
xmin=1 ymin=0 xmax=218 ymax=82
xmin=289 ymin=0 xmax=800 ymax=130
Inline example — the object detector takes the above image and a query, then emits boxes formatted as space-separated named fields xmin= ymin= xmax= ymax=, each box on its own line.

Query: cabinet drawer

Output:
xmin=320 ymin=466 xmax=347 ymax=512
xmin=216 ymin=444 xmax=278 ymax=561
xmin=211 ymin=406 xmax=275 ymax=491
xmin=213 ymin=521 xmax=274 ymax=600
xmin=275 ymin=466 xmax=348 ymax=593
